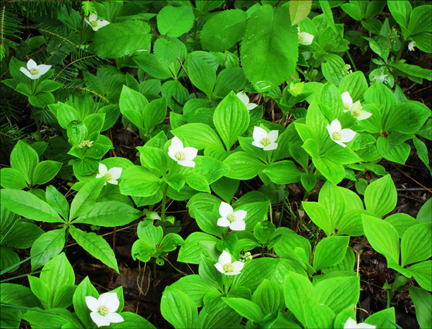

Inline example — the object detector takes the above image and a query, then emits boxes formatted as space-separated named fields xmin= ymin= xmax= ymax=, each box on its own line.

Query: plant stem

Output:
xmin=160 ymin=183 xmax=169 ymax=235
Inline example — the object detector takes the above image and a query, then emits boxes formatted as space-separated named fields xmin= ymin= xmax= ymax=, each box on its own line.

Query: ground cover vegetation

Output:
xmin=0 ymin=0 xmax=431 ymax=328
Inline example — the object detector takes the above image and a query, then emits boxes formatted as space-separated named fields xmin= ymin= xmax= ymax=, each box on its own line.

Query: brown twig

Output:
xmin=53 ymin=54 xmax=97 ymax=81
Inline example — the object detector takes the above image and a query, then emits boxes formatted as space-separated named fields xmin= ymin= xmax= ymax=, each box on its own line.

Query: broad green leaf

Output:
xmin=1 ymin=222 xmax=43 ymax=249
xmin=412 ymin=32 xmax=432 ymax=53
xmin=362 ymin=214 xmax=400 ymax=265
xmin=161 ymin=286 xmax=198 ymax=329
xmin=185 ymin=172 xmax=210 ymax=193
xmin=364 ymin=174 xmax=397 ymax=218
xmin=46 ymin=186 xmax=69 ymax=221
xmin=417 ymin=198 xmax=432 ymax=223
xmin=213 ymin=91 xmax=249 ymax=151
xmin=401 ymin=223 xmax=432 ymax=266
xmin=410 ymin=261 xmax=432 ymax=291
xmin=73 ymin=276 xmax=98 ymax=329
xmin=233 ymin=258 xmax=279 ymax=293
xmin=31 ymin=228 xmax=66 ymax=271
xmin=376 ymin=135 xmax=410 ymax=164
xmin=0 ymin=247 xmax=20 ymax=273
xmin=69 ymin=178 xmax=106 ymax=220
xmin=134 ymin=53 xmax=172 ymax=80
xmin=413 ymin=137 xmax=432 ymax=173
xmin=313 ymin=156 xmax=346 ymax=185
xmin=339 ymin=71 xmax=368 ymax=103
xmin=223 ymin=152 xmax=265 ymax=180
xmin=120 ymin=166 xmax=161 ymax=197
xmin=69 ymin=226 xmax=119 ymax=273
xmin=187 ymin=54 xmax=216 ymax=99
xmin=408 ymin=5 xmax=432 ymax=35
xmin=0 ymin=168 xmax=28 ymax=190
xmin=32 ymin=161 xmax=62 ymax=185
xmin=322 ymin=247 xmax=356 ymax=273
xmin=274 ymin=231 xmax=311 ymax=264
xmin=10 ymin=140 xmax=39 ymax=184
xmin=322 ymin=54 xmax=345 ymax=86
xmin=290 ymin=0 xmax=312 ymax=25
xmin=142 ymin=97 xmax=167 ymax=132
xmin=392 ymin=63 xmax=432 ymax=81
xmin=387 ymin=1 xmax=411 ymax=27
xmin=364 ymin=307 xmax=396 ymax=329
xmin=313 ymin=236 xmax=350 ymax=271
xmin=28 ymin=92 xmax=55 ymax=108
xmin=241 ymin=5 xmax=298 ymax=92
xmin=201 ymin=9 xmax=247 ymax=51
xmin=171 ymin=275 xmax=218 ymax=307
xmin=319 ymin=181 xmax=346 ymax=229
xmin=222 ymin=298 xmax=264 ymax=322
xmin=157 ymin=6 xmax=194 ymax=37
xmin=1 ymin=189 xmax=62 ymax=223
xmin=73 ymin=202 xmax=142 ymax=227
xmin=263 ymin=160 xmax=302 ymax=185
xmin=198 ymin=299 xmax=242 ymax=329
xmin=92 ymin=20 xmax=151 ymax=58
xmin=385 ymin=101 xmax=431 ymax=134
xmin=193 ymin=209 xmax=223 ymax=237
xmin=131 ymin=240 xmax=153 ymax=262
xmin=194 ymin=156 xmax=229 ymax=185
xmin=211 ymin=177 xmax=239 ymax=203
xmin=214 ymin=67 xmax=246 ymax=98
xmin=409 ymin=286 xmax=432 ymax=328
xmin=384 ymin=213 xmax=419 ymax=237
xmin=137 ymin=146 xmax=167 ymax=175
xmin=252 ymin=279 xmax=285 ymax=314
xmin=178 ymin=232 xmax=219 ymax=264
xmin=162 ymin=80 xmax=188 ymax=114
xmin=364 ymin=80 xmax=396 ymax=124
xmin=315 ymin=276 xmax=359 ymax=314
xmin=302 ymin=201 xmax=332 ymax=236
xmin=304 ymin=293 xmax=336 ymax=329
xmin=154 ymin=38 xmax=179 ymax=69
xmin=172 ymin=123 xmax=223 ymax=150
xmin=283 ymin=271 xmax=314 ymax=326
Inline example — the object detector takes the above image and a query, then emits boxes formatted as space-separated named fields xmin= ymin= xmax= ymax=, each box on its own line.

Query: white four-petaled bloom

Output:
xmin=408 ymin=41 xmax=416 ymax=52
xmin=85 ymin=293 xmax=124 ymax=327
xmin=96 ymin=163 xmax=122 ymax=185
xmin=217 ymin=202 xmax=247 ymax=231
xmin=85 ymin=13 xmax=110 ymax=31
xmin=252 ymin=127 xmax=278 ymax=151
xmin=236 ymin=91 xmax=257 ymax=111
xmin=341 ymin=91 xmax=372 ymax=120
xmin=326 ymin=119 xmax=356 ymax=148
xmin=20 ymin=59 xmax=51 ymax=80
xmin=344 ymin=317 xmax=376 ymax=329
xmin=214 ymin=250 xmax=244 ymax=276
xmin=168 ymin=136 xmax=198 ymax=168
xmin=298 ymin=27 xmax=314 ymax=45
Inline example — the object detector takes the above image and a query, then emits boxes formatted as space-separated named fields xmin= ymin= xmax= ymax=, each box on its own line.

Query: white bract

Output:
xmin=408 ymin=41 xmax=416 ymax=51
xmin=252 ymin=127 xmax=278 ymax=151
xmin=20 ymin=59 xmax=51 ymax=80
xmin=96 ymin=163 xmax=122 ymax=185
xmin=85 ymin=13 xmax=110 ymax=31
xmin=326 ymin=119 xmax=356 ymax=148
xmin=217 ymin=202 xmax=247 ymax=231
xmin=168 ymin=136 xmax=198 ymax=168
xmin=341 ymin=92 xmax=372 ymax=120
xmin=214 ymin=250 xmax=244 ymax=275
xmin=236 ymin=91 xmax=257 ymax=111
xmin=344 ymin=318 xmax=376 ymax=329
xmin=298 ymin=27 xmax=314 ymax=45
xmin=85 ymin=293 xmax=124 ymax=327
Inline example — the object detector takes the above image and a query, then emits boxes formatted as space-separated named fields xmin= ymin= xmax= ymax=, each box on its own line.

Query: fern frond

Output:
xmin=10 ymin=0 xmax=80 ymax=19
xmin=0 ymin=5 xmax=23 ymax=59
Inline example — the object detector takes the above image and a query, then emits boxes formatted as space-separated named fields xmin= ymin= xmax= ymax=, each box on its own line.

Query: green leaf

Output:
xmin=69 ymin=178 xmax=106 ymax=220
xmin=304 ymin=294 xmax=336 ymax=329
xmin=223 ymin=152 xmax=265 ymax=180
xmin=364 ymin=307 xmax=396 ymax=329
xmin=339 ymin=71 xmax=368 ymax=103
xmin=213 ymin=91 xmax=249 ymax=151
xmin=32 ymin=161 xmax=62 ymax=185
xmin=252 ymin=279 xmax=285 ymax=314
xmin=111 ymin=312 xmax=156 ymax=329
xmin=376 ymin=135 xmax=410 ymax=164
xmin=313 ymin=236 xmax=350 ymax=271
xmin=134 ymin=53 xmax=172 ymax=80
xmin=73 ymin=276 xmax=98 ymax=329
xmin=302 ymin=201 xmax=332 ymax=236
xmin=2 ymin=222 xmax=43 ymax=248
xmin=391 ymin=63 xmax=432 ymax=81
xmin=69 ymin=225 xmax=119 ymax=273
xmin=194 ymin=156 xmax=229 ymax=185
xmin=410 ymin=261 xmax=432 ymax=291
xmin=46 ymin=185 xmax=69 ymax=221
xmin=0 ymin=168 xmax=28 ymax=190
xmin=157 ymin=6 xmax=194 ymax=37
xmin=283 ymin=271 xmax=314 ymax=326
xmin=171 ymin=275 xmax=217 ymax=308
xmin=10 ymin=140 xmax=39 ymax=184
xmin=142 ymin=97 xmax=167 ymax=132
xmin=314 ymin=156 xmax=346 ymax=185
xmin=214 ymin=68 xmax=246 ymax=99
xmin=263 ymin=160 xmax=302 ymax=185
xmin=120 ymin=166 xmax=162 ymax=197
xmin=1 ymin=189 xmax=62 ymax=223
xmin=162 ymin=80 xmax=189 ymax=114
xmin=388 ymin=1 xmax=411 ymax=28
xmin=232 ymin=258 xmax=279 ymax=293
xmin=0 ymin=247 xmax=20 ymax=273
xmin=413 ymin=137 xmax=432 ymax=173
xmin=29 ymin=92 xmax=55 ymax=108
xmin=161 ymin=286 xmax=198 ymax=329
xmin=322 ymin=54 xmax=346 ymax=86
xmin=178 ymin=232 xmax=219 ymax=264
xmin=201 ymin=9 xmax=247 ymax=51
xmin=417 ymin=198 xmax=432 ymax=223
xmin=401 ymin=223 xmax=432 ymax=266
xmin=408 ymin=5 xmax=432 ymax=35
xmin=187 ymin=54 xmax=216 ymax=99
xmin=172 ymin=123 xmax=223 ymax=150
xmin=211 ymin=177 xmax=239 ymax=204
xmin=31 ymin=228 xmax=66 ymax=271
xmin=137 ymin=146 xmax=167 ymax=175
xmin=73 ymin=201 xmax=142 ymax=227
xmin=290 ymin=0 xmax=312 ymax=25
xmin=384 ymin=213 xmax=420 ymax=237
xmin=315 ymin=276 xmax=359 ymax=314
xmin=241 ymin=5 xmax=298 ymax=92
xmin=56 ymin=102 xmax=80 ymax=129
xmin=364 ymin=174 xmax=397 ymax=218
xmin=385 ymin=101 xmax=431 ymax=134
xmin=362 ymin=214 xmax=400 ymax=265
xmin=410 ymin=287 xmax=432 ymax=328
xmin=92 ymin=20 xmax=151 ymax=59
xmin=222 ymin=298 xmax=264 ymax=322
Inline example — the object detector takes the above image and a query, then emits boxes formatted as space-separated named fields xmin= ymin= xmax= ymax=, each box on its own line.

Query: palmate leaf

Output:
xmin=91 ymin=20 xmax=151 ymax=59
xmin=241 ymin=5 xmax=298 ymax=92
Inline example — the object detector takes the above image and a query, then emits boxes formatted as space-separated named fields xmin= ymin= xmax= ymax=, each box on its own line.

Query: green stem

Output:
xmin=160 ymin=183 xmax=169 ymax=235
xmin=34 ymin=118 xmax=42 ymax=141
xmin=346 ymin=49 xmax=357 ymax=72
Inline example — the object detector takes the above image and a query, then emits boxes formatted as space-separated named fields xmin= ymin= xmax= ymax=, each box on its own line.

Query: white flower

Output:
xmin=168 ymin=136 xmax=198 ymax=168
xmin=344 ymin=317 xmax=375 ymax=329
xmin=20 ymin=59 xmax=51 ymax=80
xmin=298 ymin=27 xmax=314 ymax=45
xmin=85 ymin=293 xmax=124 ymax=327
xmin=252 ymin=127 xmax=278 ymax=151
xmin=217 ymin=202 xmax=247 ymax=231
xmin=236 ymin=91 xmax=257 ymax=111
xmin=214 ymin=250 xmax=244 ymax=276
xmin=341 ymin=92 xmax=371 ymax=120
xmin=85 ymin=13 xmax=110 ymax=31
xmin=408 ymin=41 xmax=416 ymax=51
xmin=78 ymin=139 xmax=94 ymax=148
xmin=372 ymin=71 xmax=388 ymax=83
xmin=96 ymin=163 xmax=122 ymax=185
xmin=326 ymin=119 xmax=356 ymax=148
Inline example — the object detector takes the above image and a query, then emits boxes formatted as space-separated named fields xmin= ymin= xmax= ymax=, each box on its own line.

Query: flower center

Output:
xmin=91 ymin=20 xmax=99 ymax=27
xmin=260 ymin=137 xmax=271 ymax=147
xmin=223 ymin=263 xmax=235 ymax=273
xmin=332 ymin=131 xmax=342 ymax=141
xmin=30 ymin=68 xmax=39 ymax=75
xmin=352 ymin=109 xmax=360 ymax=117
xmin=105 ymin=173 xmax=112 ymax=181
xmin=175 ymin=150 xmax=186 ymax=161
xmin=78 ymin=139 xmax=94 ymax=148
xmin=298 ymin=35 xmax=304 ymax=43
xmin=227 ymin=213 xmax=236 ymax=223
xmin=98 ymin=305 xmax=109 ymax=316
xmin=343 ymin=103 xmax=351 ymax=111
